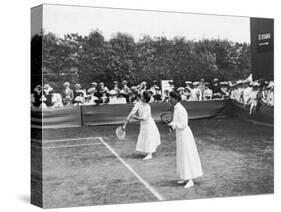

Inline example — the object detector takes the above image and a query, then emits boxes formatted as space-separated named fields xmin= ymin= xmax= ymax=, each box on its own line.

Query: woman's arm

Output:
xmin=169 ymin=107 xmax=188 ymax=130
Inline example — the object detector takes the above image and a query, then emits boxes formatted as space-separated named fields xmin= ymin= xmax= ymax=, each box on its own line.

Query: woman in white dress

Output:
xmin=168 ymin=91 xmax=203 ymax=188
xmin=126 ymin=91 xmax=161 ymax=160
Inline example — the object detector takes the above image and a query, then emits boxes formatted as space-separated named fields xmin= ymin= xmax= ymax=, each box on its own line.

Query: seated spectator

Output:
xmin=177 ymin=87 xmax=186 ymax=101
xmin=220 ymin=82 xmax=231 ymax=99
xmin=100 ymin=92 xmax=109 ymax=104
xmin=266 ymin=81 xmax=274 ymax=107
xmin=43 ymin=84 xmax=54 ymax=107
xmin=203 ymin=82 xmax=213 ymax=100
xmin=51 ymin=91 xmax=63 ymax=108
xmin=148 ymin=90 xmax=155 ymax=103
xmin=108 ymin=89 xmax=119 ymax=104
xmin=62 ymin=82 xmax=74 ymax=106
xmin=210 ymin=78 xmax=222 ymax=99
xmin=32 ymin=84 xmax=43 ymax=107
xmin=163 ymin=90 xmax=170 ymax=102
xmin=73 ymin=84 xmax=85 ymax=104
xmin=117 ymin=93 xmax=127 ymax=104
xmin=184 ymin=81 xmax=192 ymax=100
xmin=150 ymin=80 xmax=162 ymax=102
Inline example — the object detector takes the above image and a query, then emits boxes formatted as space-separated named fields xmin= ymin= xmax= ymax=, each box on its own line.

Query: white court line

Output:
xmin=39 ymin=143 xmax=103 ymax=149
xmin=31 ymin=136 xmax=99 ymax=143
xmin=98 ymin=137 xmax=165 ymax=201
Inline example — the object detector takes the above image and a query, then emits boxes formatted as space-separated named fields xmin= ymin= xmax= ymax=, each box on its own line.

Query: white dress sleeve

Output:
xmin=171 ymin=106 xmax=188 ymax=130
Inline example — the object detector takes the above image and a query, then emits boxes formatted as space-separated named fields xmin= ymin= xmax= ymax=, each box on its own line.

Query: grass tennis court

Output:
xmin=33 ymin=118 xmax=273 ymax=208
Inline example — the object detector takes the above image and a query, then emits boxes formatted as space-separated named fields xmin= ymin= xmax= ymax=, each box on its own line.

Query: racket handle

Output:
xmin=122 ymin=120 xmax=129 ymax=129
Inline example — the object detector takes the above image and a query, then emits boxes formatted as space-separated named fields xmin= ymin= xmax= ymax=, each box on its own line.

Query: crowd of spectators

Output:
xmin=31 ymin=78 xmax=274 ymax=113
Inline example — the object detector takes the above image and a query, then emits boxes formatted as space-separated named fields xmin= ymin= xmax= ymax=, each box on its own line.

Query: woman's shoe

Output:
xmin=184 ymin=180 xmax=194 ymax=189
xmin=143 ymin=153 xmax=152 ymax=160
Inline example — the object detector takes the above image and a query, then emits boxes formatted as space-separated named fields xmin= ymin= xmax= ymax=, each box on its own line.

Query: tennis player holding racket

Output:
xmin=168 ymin=91 xmax=203 ymax=188
xmin=126 ymin=91 xmax=161 ymax=160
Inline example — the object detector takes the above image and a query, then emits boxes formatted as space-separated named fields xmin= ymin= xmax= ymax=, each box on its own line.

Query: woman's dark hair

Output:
xmin=142 ymin=91 xmax=151 ymax=103
xmin=169 ymin=91 xmax=181 ymax=102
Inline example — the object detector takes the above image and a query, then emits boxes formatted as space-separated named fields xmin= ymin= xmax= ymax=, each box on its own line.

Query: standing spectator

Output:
xmin=190 ymin=82 xmax=202 ymax=101
xmin=203 ymin=82 xmax=213 ymax=100
xmin=62 ymin=82 xmax=74 ymax=106
xmin=236 ymin=80 xmax=244 ymax=103
xmin=113 ymin=81 xmax=120 ymax=95
xmin=243 ymin=81 xmax=252 ymax=106
xmin=199 ymin=78 xmax=206 ymax=95
xmin=120 ymin=80 xmax=131 ymax=103
xmin=249 ymin=81 xmax=260 ymax=115
xmin=97 ymin=82 xmax=109 ymax=99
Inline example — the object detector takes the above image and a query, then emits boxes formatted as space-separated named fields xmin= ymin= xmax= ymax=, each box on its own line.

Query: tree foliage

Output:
xmin=32 ymin=30 xmax=251 ymax=90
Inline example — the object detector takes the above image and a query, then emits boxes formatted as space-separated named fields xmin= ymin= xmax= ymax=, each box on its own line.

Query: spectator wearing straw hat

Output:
xmin=62 ymin=82 xmax=74 ymax=106
xmin=73 ymin=84 xmax=85 ymax=105
xmin=210 ymin=78 xmax=222 ymax=99
xmin=184 ymin=81 xmax=192 ymax=100
xmin=150 ymin=80 xmax=162 ymax=102
xmin=43 ymin=84 xmax=54 ymax=107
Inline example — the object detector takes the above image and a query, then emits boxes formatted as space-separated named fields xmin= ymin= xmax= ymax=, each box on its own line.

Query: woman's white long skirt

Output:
xmin=176 ymin=126 xmax=203 ymax=180
xmin=136 ymin=117 xmax=161 ymax=153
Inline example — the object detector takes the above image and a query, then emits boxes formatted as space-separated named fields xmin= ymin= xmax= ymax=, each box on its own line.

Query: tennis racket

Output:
xmin=160 ymin=112 xmax=174 ymax=131
xmin=115 ymin=120 xmax=129 ymax=140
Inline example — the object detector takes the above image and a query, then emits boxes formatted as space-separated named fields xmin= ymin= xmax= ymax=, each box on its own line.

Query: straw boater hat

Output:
xmin=252 ymin=81 xmax=260 ymax=87
xmin=204 ymin=82 xmax=210 ymax=86
xmin=113 ymin=81 xmax=118 ymax=85
xmin=109 ymin=90 xmax=118 ymax=96
xmin=91 ymin=82 xmax=97 ymax=86
xmin=122 ymin=80 xmax=128 ymax=85
xmin=177 ymin=87 xmax=184 ymax=91
xmin=75 ymin=84 xmax=81 ymax=89
xmin=193 ymin=81 xmax=200 ymax=86
xmin=63 ymin=82 xmax=70 ymax=87
xmin=185 ymin=81 xmax=192 ymax=85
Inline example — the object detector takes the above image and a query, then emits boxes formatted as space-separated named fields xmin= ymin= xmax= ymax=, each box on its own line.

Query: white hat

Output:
xmin=193 ymin=81 xmax=200 ymax=86
xmin=177 ymin=87 xmax=184 ymax=91
xmin=267 ymin=81 xmax=274 ymax=88
xmin=63 ymin=82 xmax=70 ymax=87
xmin=109 ymin=90 xmax=117 ymax=96
xmin=185 ymin=81 xmax=192 ymax=84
